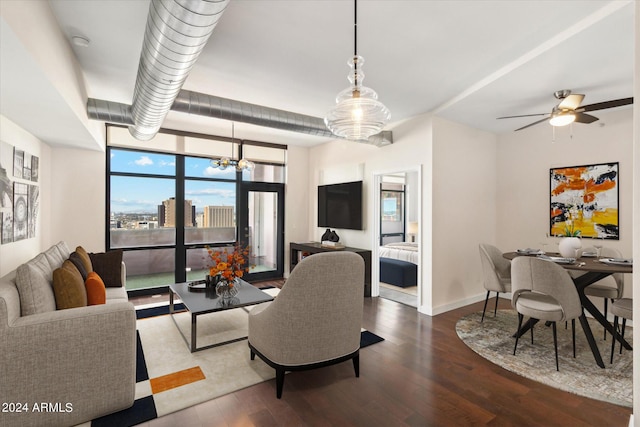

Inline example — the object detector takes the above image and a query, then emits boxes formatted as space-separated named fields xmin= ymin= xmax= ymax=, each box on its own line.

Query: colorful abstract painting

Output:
xmin=550 ymin=163 xmax=619 ymax=239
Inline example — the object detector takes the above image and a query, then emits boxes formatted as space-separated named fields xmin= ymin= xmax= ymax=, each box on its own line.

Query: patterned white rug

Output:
xmin=456 ymin=309 xmax=632 ymax=408
xmin=83 ymin=305 xmax=383 ymax=426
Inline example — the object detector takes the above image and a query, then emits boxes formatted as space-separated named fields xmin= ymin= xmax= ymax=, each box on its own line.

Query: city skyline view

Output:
xmin=110 ymin=149 xmax=237 ymax=214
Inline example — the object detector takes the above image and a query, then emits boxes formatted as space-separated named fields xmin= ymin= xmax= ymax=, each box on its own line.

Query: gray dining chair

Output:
xmin=511 ymin=256 xmax=585 ymax=371
xmin=610 ymin=298 xmax=633 ymax=363
xmin=581 ymin=247 xmax=624 ymax=340
xmin=479 ymin=243 xmax=511 ymax=322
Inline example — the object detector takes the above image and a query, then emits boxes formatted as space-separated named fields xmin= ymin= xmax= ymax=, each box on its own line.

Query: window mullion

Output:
xmin=175 ymin=156 xmax=186 ymax=283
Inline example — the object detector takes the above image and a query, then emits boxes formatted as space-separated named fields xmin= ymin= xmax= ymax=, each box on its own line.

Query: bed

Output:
xmin=379 ymin=242 xmax=418 ymax=288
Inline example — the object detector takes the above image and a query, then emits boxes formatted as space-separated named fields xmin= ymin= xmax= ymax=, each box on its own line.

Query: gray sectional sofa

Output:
xmin=0 ymin=241 xmax=136 ymax=427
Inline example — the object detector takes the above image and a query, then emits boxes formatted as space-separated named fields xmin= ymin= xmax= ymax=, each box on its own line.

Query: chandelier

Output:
xmin=324 ymin=0 xmax=390 ymax=141
xmin=210 ymin=123 xmax=255 ymax=171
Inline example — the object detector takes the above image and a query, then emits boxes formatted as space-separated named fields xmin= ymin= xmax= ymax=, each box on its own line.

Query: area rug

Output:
xmin=456 ymin=309 xmax=632 ymax=408
xmin=86 ymin=306 xmax=383 ymax=426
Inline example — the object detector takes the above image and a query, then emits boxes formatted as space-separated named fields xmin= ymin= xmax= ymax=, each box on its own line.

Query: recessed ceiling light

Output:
xmin=71 ymin=36 xmax=90 ymax=48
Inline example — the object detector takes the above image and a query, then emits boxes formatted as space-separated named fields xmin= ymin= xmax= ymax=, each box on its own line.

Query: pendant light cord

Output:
xmin=354 ymin=0 xmax=357 ymax=56
xmin=353 ymin=0 xmax=359 ymax=89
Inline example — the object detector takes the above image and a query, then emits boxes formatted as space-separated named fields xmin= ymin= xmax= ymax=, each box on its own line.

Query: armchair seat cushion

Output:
xmin=515 ymin=292 xmax=563 ymax=322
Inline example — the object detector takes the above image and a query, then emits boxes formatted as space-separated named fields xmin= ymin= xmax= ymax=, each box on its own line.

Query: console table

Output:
xmin=289 ymin=242 xmax=372 ymax=297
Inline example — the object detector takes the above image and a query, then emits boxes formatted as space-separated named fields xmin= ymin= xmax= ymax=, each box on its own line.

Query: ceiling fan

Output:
xmin=497 ymin=90 xmax=633 ymax=131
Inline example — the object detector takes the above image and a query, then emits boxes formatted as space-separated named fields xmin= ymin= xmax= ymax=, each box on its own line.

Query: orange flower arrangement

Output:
xmin=206 ymin=244 xmax=251 ymax=286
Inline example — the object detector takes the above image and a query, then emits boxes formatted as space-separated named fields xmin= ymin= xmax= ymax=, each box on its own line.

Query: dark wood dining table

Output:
xmin=503 ymin=251 xmax=633 ymax=368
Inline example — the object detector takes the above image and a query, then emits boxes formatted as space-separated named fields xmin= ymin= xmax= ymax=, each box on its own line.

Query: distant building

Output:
xmin=203 ymin=205 xmax=235 ymax=227
xmin=136 ymin=221 xmax=158 ymax=229
xmin=160 ymin=197 xmax=195 ymax=227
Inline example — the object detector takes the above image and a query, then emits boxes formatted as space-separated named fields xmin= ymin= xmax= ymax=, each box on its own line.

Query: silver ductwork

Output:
xmin=88 ymin=92 xmax=393 ymax=146
xmin=173 ymin=90 xmax=332 ymax=137
xmin=129 ymin=0 xmax=229 ymax=140
xmin=88 ymin=0 xmax=392 ymax=146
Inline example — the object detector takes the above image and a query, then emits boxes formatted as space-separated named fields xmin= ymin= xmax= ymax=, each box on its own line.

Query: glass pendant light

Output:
xmin=325 ymin=0 xmax=390 ymax=141
xmin=210 ymin=123 xmax=255 ymax=171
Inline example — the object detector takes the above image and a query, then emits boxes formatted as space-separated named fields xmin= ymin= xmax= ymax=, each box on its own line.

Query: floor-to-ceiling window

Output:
xmin=106 ymin=125 xmax=286 ymax=293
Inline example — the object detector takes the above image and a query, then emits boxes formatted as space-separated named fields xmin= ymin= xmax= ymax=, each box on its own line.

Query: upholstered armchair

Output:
xmin=248 ymin=251 xmax=365 ymax=398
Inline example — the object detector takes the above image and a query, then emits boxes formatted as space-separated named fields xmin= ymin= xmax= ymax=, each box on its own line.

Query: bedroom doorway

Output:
xmin=373 ymin=170 xmax=420 ymax=308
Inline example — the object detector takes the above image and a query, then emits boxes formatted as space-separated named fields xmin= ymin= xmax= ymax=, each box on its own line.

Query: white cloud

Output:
xmin=203 ymin=166 xmax=235 ymax=177
xmin=134 ymin=156 xmax=153 ymax=166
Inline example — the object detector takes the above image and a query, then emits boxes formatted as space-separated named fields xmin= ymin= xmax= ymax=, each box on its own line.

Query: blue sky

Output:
xmin=110 ymin=150 xmax=237 ymax=214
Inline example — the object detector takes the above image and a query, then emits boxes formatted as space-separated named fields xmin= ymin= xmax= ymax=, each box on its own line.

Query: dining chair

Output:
xmin=610 ymin=298 xmax=633 ymax=363
xmin=511 ymin=256 xmax=585 ymax=371
xmin=581 ymin=247 xmax=624 ymax=340
xmin=478 ymin=243 xmax=512 ymax=322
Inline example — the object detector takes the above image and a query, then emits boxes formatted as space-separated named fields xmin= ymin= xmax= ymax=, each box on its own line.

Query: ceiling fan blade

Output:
xmin=573 ymin=113 xmax=599 ymax=124
xmin=557 ymin=93 xmax=584 ymax=110
xmin=579 ymin=97 xmax=633 ymax=112
xmin=514 ymin=117 xmax=549 ymax=131
xmin=497 ymin=113 xmax=547 ymax=120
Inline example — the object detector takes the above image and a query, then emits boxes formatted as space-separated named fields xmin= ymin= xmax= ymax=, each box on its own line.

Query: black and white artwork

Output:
xmin=23 ymin=152 xmax=32 ymax=181
xmin=31 ymin=156 xmax=39 ymax=182
xmin=0 ymin=141 xmax=39 ymax=245
xmin=1 ymin=211 xmax=13 ymax=244
xmin=13 ymin=182 xmax=28 ymax=241
xmin=28 ymin=184 xmax=39 ymax=238
xmin=13 ymin=148 xmax=24 ymax=179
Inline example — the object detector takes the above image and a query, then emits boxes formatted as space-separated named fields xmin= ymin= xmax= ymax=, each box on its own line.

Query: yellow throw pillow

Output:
xmin=52 ymin=260 xmax=88 ymax=310
xmin=85 ymin=272 xmax=107 ymax=305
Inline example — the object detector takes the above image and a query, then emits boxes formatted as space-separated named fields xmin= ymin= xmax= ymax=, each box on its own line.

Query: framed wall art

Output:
xmin=550 ymin=162 xmax=619 ymax=239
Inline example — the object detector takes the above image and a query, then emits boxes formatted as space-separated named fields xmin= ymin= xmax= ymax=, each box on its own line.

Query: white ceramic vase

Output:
xmin=558 ymin=237 xmax=581 ymax=258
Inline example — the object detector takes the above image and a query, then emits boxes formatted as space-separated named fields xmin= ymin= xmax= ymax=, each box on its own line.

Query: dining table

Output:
xmin=503 ymin=251 xmax=633 ymax=368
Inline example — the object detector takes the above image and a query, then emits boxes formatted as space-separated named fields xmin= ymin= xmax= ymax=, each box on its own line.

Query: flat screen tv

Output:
xmin=318 ymin=181 xmax=363 ymax=230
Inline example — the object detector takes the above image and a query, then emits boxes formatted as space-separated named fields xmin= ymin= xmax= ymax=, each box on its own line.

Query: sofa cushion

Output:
xmin=105 ymin=285 xmax=129 ymax=302
xmin=75 ymin=246 xmax=93 ymax=274
xmin=15 ymin=254 xmax=57 ymax=315
xmin=52 ymin=260 xmax=88 ymax=309
xmin=69 ymin=252 xmax=89 ymax=281
xmin=85 ymin=272 xmax=107 ymax=305
xmin=43 ymin=245 xmax=66 ymax=271
xmin=89 ymin=250 xmax=123 ymax=287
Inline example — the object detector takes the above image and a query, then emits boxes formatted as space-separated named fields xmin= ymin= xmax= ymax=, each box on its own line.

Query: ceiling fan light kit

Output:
xmin=325 ymin=0 xmax=390 ymax=141
xmin=497 ymin=89 xmax=633 ymax=132
xmin=549 ymin=109 xmax=576 ymax=127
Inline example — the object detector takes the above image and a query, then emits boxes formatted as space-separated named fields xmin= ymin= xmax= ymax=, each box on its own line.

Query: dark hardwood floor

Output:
xmin=131 ymin=289 xmax=632 ymax=427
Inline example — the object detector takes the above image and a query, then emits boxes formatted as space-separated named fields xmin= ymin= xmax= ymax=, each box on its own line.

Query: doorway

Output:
xmin=373 ymin=168 xmax=421 ymax=309
xmin=238 ymin=182 xmax=285 ymax=282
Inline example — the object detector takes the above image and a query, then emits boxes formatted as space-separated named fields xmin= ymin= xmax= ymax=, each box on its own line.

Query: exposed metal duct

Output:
xmin=88 ymin=91 xmax=393 ymax=146
xmin=129 ymin=0 xmax=229 ymax=140
xmin=87 ymin=99 xmax=134 ymax=125
xmin=172 ymin=90 xmax=330 ymax=136
xmin=172 ymin=91 xmax=393 ymax=146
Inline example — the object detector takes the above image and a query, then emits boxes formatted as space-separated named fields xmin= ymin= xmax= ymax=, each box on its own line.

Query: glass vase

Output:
xmin=215 ymin=278 xmax=240 ymax=300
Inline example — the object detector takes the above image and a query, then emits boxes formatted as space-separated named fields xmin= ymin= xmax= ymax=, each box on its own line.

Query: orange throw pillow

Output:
xmin=85 ymin=272 xmax=106 ymax=305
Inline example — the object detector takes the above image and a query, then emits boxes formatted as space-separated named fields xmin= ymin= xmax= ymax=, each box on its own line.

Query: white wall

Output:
xmin=431 ymin=117 xmax=499 ymax=313
xmin=307 ymin=114 xmax=500 ymax=314
xmin=49 ymin=147 xmax=106 ymax=253
xmin=496 ymin=107 xmax=634 ymax=298
xmin=0 ymin=115 xmax=51 ymax=276
xmin=284 ymin=144 xmax=310 ymax=276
